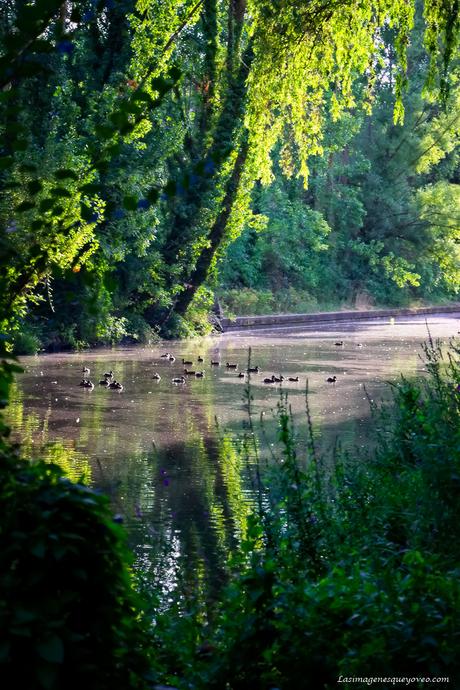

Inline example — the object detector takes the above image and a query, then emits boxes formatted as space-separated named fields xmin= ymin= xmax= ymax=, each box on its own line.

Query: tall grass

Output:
xmin=152 ymin=338 xmax=460 ymax=688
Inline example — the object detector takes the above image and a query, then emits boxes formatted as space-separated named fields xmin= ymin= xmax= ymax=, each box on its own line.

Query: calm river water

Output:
xmin=7 ymin=313 xmax=459 ymax=593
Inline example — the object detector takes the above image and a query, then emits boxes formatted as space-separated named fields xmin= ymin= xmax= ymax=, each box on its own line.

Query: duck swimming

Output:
xmin=326 ymin=376 xmax=337 ymax=383
xmin=335 ymin=341 xmax=344 ymax=346
xmin=226 ymin=362 xmax=238 ymax=369
xmin=197 ymin=355 xmax=204 ymax=362
xmin=172 ymin=376 xmax=186 ymax=384
xmin=247 ymin=365 xmax=260 ymax=373
xmin=109 ymin=380 xmax=123 ymax=391
xmin=211 ymin=360 xmax=220 ymax=366
xmin=99 ymin=378 xmax=110 ymax=386
xmin=82 ymin=366 xmax=90 ymax=375
xmin=79 ymin=379 xmax=94 ymax=389
xmin=182 ymin=359 xmax=193 ymax=365
xmin=287 ymin=376 xmax=299 ymax=382
xmin=152 ymin=372 xmax=161 ymax=380
xmin=263 ymin=376 xmax=275 ymax=384
xmin=195 ymin=371 xmax=205 ymax=378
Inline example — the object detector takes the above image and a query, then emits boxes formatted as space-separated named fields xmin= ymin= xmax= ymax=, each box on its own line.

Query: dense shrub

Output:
xmin=220 ymin=287 xmax=327 ymax=316
xmin=0 ymin=393 xmax=154 ymax=690
xmin=11 ymin=327 xmax=41 ymax=355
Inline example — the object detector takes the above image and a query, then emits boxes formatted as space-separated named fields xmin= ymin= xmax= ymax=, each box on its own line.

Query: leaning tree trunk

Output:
xmin=163 ymin=48 xmax=253 ymax=320
xmin=172 ymin=140 xmax=249 ymax=318
xmin=158 ymin=0 xmax=251 ymax=327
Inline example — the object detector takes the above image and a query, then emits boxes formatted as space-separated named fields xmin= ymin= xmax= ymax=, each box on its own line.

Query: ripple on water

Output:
xmin=8 ymin=313 xmax=460 ymax=588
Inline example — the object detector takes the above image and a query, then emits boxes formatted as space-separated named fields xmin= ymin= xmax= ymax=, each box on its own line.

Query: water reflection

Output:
xmin=6 ymin=381 xmax=92 ymax=482
xmin=5 ymin=314 xmax=459 ymax=592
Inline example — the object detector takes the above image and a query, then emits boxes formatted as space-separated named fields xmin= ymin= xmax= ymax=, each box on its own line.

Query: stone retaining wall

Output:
xmin=221 ymin=304 xmax=460 ymax=332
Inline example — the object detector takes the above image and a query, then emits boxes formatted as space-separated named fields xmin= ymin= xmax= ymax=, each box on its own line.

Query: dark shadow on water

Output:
xmin=7 ymin=314 xmax=458 ymax=594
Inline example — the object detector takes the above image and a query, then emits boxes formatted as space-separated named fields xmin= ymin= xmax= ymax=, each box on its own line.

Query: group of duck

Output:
xmin=155 ymin=353 xmax=338 ymax=386
xmin=154 ymin=354 xmax=260 ymax=385
xmin=79 ymin=367 xmax=123 ymax=391
xmin=155 ymin=352 xmax=208 ymax=384
xmin=78 ymin=341 xmax=350 ymax=391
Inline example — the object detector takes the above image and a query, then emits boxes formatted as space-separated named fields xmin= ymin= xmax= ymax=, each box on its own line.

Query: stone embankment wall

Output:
xmin=221 ymin=305 xmax=460 ymax=332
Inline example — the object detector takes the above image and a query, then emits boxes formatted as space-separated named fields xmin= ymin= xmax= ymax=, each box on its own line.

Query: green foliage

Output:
xmin=95 ymin=314 xmax=130 ymax=345
xmin=150 ymin=340 xmax=460 ymax=687
xmin=1 ymin=0 xmax=458 ymax=339
xmin=123 ymin=313 xmax=161 ymax=345
xmin=0 ymin=454 xmax=155 ymax=689
xmin=0 ymin=0 xmax=183 ymax=339
xmin=367 ymin=337 xmax=460 ymax=557
xmin=11 ymin=327 xmax=41 ymax=355
xmin=220 ymin=287 xmax=323 ymax=316
xmin=221 ymin=14 xmax=460 ymax=312
xmin=200 ymin=552 xmax=458 ymax=688
xmin=220 ymin=288 xmax=276 ymax=316
xmin=221 ymin=176 xmax=331 ymax=292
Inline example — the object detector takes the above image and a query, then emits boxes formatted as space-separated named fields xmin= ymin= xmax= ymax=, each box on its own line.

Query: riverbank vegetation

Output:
xmin=1 ymin=3 xmax=460 ymax=687
xmin=1 ymin=336 xmax=459 ymax=688
xmin=148 ymin=338 xmax=460 ymax=687
xmin=1 ymin=0 xmax=459 ymax=352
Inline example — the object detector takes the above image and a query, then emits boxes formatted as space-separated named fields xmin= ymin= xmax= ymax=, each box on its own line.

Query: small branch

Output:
xmin=161 ymin=0 xmax=204 ymax=57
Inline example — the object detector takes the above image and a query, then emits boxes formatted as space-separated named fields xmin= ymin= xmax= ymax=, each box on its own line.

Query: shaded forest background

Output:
xmin=1 ymin=0 xmax=458 ymax=352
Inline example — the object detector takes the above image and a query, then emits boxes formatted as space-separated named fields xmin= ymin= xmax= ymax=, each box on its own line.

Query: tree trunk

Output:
xmin=157 ymin=0 xmax=251 ymax=327
xmin=172 ymin=141 xmax=249 ymax=318
xmin=161 ymin=34 xmax=253 ymax=263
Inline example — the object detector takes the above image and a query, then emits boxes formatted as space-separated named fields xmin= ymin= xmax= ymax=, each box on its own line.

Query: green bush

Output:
xmin=151 ymin=340 xmax=460 ymax=688
xmin=219 ymin=287 xmax=346 ymax=316
xmin=360 ymin=338 xmax=460 ymax=562
xmin=124 ymin=313 xmax=161 ymax=345
xmin=219 ymin=288 xmax=276 ymax=316
xmin=95 ymin=314 xmax=130 ymax=345
xmin=0 ymin=433 xmax=154 ymax=689
xmin=198 ymin=551 xmax=459 ymax=689
xmin=12 ymin=329 xmax=42 ymax=355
